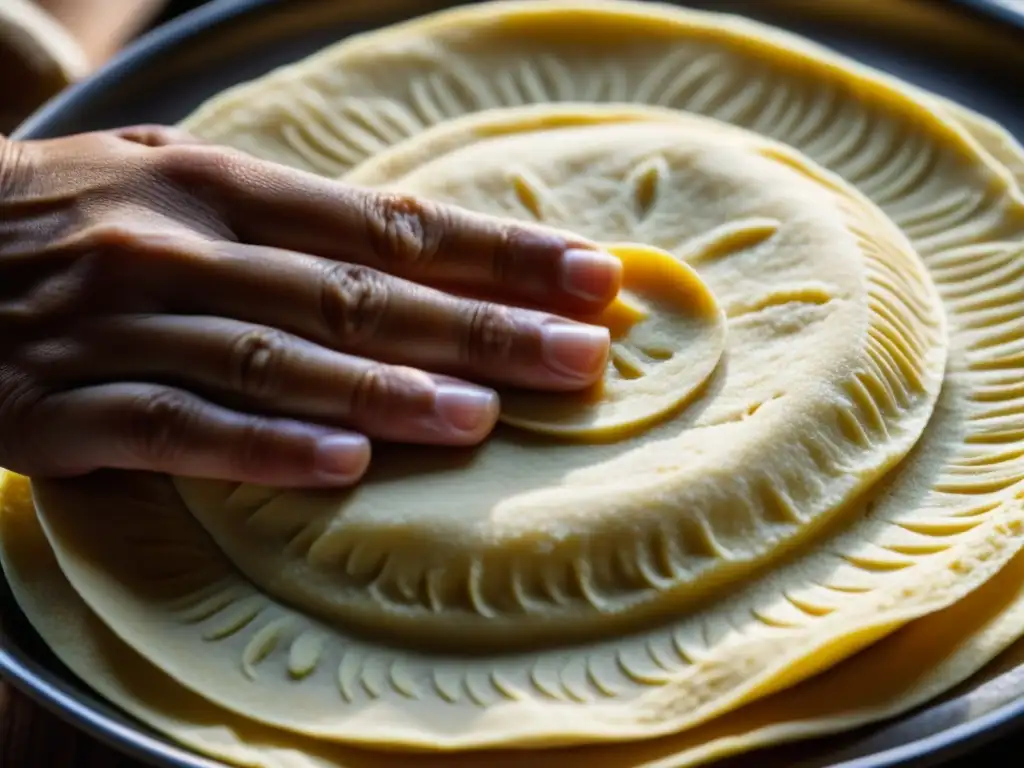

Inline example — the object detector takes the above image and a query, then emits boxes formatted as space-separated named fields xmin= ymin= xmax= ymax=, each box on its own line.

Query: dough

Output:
xmin=499 ymin=242 xmax=728 ymax=439
xmin=6 ymin=469 xmax=1024 ymax=768
xmin=174 ymin=110 xmax=945 ymax=655
xmin=32 ymin=104 xmax=957 ymax=748
xmin=179 ymin=0 xmax=1024 ymax=188
xmin=10 ymin=0 xmax=1024 ymax=762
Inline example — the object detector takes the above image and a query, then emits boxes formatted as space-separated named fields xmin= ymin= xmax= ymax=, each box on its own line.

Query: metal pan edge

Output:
xmin=3 ymin=0 xmax=1024 ymax=765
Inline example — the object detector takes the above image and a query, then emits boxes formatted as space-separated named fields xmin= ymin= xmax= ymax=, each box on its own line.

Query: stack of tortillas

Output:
xmin=5 ymin=2 xmax=1024 ymax=765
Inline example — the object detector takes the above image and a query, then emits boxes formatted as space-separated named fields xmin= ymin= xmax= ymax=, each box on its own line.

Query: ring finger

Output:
xmin=41 ymin=315 xmax=501 ymax=446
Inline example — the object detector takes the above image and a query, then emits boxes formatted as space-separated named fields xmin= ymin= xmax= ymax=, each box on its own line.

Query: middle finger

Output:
xmin=159 ymin=241 xmax=611 ymax=391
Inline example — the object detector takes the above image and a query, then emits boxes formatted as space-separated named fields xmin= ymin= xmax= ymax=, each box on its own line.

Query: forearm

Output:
xmin=33 ymin=0 xmax=166 ymax=68
xmin=0 ymin=0 xmax=87 ymax=133
xmin=0 ymin=0 xmax=166 ymax=132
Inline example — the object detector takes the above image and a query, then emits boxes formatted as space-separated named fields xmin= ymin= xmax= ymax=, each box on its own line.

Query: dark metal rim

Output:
xmin=11 ymin=0 xmax=273 ymax=141
xmin=0 ymin=647 xmax=223 ymax=767
xmin=3 ymin=0 xmax=1024 ymax=765
xmin=941 ymin=0 xmax=1024 ymax=31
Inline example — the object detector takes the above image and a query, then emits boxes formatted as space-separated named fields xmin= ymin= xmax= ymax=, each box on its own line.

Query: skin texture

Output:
xmin=0 ymin=127 xmax=620 ymax=487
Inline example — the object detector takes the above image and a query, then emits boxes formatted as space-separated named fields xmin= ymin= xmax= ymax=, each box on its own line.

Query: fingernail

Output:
xmin=541 ymin=323 xmax=610 ymax=382
xmin=434 ymin=383 xmax=499 ymax=433
xmin=561 ymin=248 xmax=622 ymax=302
xmin=315 ymin=434 xmax=370 ymax=482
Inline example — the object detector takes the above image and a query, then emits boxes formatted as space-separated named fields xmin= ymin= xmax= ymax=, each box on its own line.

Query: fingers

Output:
xmin=26 ymin=383 xmax=371 ymax=487
xmin=154 ymin=147 xmax=621 ymax=314
xmin=154 ymin=242 xmax=611 ymax=391
xmin=44 ymin=315 xmax=500 ymax=446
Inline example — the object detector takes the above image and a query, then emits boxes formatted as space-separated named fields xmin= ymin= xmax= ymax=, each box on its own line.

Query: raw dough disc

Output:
xmin=7 ymin=469 xmax=1024 ymax=768
xmin=26 ymin=0 xmax=1024 ymax=754
xmin=179 ymin=0 xmax=1023 ymax=189
xmin=173 ymin=111 xmax=946 ymax=654
xmin=20 ymin=98 xmax=974 ymax=747
xmin=499 ymin=242 xmax=728 ymax=439
xmin=177 ymin=0 xmax=1024 ymax=628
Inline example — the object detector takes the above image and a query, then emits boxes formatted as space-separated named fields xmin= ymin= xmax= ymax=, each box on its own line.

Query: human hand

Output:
xmin=0 ymin=126 xmax=620 ymax=487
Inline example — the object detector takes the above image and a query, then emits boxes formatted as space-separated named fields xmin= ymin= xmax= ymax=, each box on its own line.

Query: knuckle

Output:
xmin=464 ymin=303 xmax=519 ymax=365
xmin=71 ymin=220 xmax=194 ymax=266
xmin=362 ymin=192 xmax=445 ymax=268
xmin=75 ymin=215 xmax=208 ymax=260
xmin=490 ymin=224 xmax=523 ymax=283
xmin=153 ymin=144 xmax=236 ymax=188
xmin=31 ymin=221 xmax=204 ymax=318
xmin=486 ymin=217 xmax=551 ymax=285
xmin=67 ymin=221 xmax=191 ymax=293
xmin=230 ymin=417 xmax=281 ymax=479
xmin=320 ymin=263 xmax=389 ymax=345
xmin=128 ymin=389 xmax=196 ymax=465
xmin=7 ymin=219 xmax=155 ymax=321
xmin=116 ymin=124 xmax=202 ymax=148
xmin=148 ymin=145 xmax=248 ymax=236
xmin=228 ymin=328 xmax=288 ymax=399
xmin=348 ymin=364 xmax=431 ymax=418
xmin=76 ymin=220 xmax=149 ymax=253
xmin=149 ymin=145 xmax=245 ymax=223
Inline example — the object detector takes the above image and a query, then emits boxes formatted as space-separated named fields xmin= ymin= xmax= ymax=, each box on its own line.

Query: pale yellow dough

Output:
xmin=500 ymin=242 xmax=727 ymax=439
xmin=13 ymin=0 xmax=1024 ymax=761
xmin=174 ymin=110 xmax=946 ymax=657
xmin=32 ymin=108 xmax=957 ymax=747
xmin=6 ymin=470 xmax=1024 ymax=768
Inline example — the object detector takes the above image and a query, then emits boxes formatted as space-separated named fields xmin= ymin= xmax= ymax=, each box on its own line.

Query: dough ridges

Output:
xmin=4 ymin=0 xmax=1024 ymax=763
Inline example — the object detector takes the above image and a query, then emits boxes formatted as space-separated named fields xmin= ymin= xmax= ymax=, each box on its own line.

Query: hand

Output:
xmin=0 ymin=126 xmax=620 ymax=487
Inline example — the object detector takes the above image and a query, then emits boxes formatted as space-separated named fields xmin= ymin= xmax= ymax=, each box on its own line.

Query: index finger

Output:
xmin=157 ymin=146 xmax=623 ymax=314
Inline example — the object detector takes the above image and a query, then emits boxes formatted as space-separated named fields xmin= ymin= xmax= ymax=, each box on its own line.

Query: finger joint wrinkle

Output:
xmin=320 ymin=263 xmax=388 ymax=346
xmin=362 ymin=192 xmax=444 ymax=269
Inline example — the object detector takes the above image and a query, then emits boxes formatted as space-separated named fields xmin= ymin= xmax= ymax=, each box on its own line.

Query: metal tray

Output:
xmin=3 ymin=0 xmax=1024 ymax=765
xmin=949 ymin=0 xmax=1024 ymax=31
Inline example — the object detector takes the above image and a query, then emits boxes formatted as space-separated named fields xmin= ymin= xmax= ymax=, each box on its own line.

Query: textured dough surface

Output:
xmin=31 ymin=83 xmax=1024 ymax=742
xmin=176 ymin=111 xmax=946 ymax=659
xmin=14 ymin=0 xmax=1024 ymax=760
xmin=6 ymin=469 xmax=1024 ymax=768
xmin=500 ymin=242 xmax=727 ymax=438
